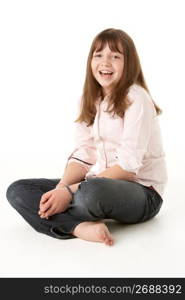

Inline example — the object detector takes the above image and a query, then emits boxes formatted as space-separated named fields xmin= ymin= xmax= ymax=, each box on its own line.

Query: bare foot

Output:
xmin=72 ymin=221 xmax=114 ymax=246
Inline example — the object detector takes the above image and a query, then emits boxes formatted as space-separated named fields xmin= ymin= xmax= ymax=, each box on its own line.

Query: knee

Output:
xmin=6 ymin=179 xmax=28 ymax=208
xmin=79 ymin=177 xmax=105 ymax=208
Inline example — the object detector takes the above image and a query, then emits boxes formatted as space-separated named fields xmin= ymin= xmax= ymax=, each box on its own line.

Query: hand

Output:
xmin=38 ymin=187 xmax=72 ymax=219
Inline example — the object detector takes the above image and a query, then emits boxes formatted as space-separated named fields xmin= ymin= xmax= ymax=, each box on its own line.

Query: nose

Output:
xmin=100 ymin=56 xmax=111 ymax=66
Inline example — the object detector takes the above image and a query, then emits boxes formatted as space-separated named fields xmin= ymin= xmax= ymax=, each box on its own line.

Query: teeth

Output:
xmin=100 ymin=71 xmax=113 ymax=74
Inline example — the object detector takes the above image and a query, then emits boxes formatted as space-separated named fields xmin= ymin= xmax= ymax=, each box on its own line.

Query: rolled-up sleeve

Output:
xmin=66 ymin=121 xmax=97 ymax=172
xmin=116 ymin=91 xmax=155 ymax=175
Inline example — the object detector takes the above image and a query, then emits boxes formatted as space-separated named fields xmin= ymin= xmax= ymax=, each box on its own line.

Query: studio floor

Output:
xmin=1 ymin=0 xmax=185 ymax=280
xmin=1 ymin=174 xmax=185 ymax=278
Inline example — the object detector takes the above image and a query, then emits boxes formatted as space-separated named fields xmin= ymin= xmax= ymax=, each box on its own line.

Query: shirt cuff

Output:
xmin=115 ymin=155 xmax=143 ymax=175
xmin=67 ymin=158 xmax=92 ymax=172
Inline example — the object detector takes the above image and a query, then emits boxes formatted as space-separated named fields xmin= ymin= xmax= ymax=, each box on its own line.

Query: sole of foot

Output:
xmin=72 ymin=221 xmax=114 ymax=246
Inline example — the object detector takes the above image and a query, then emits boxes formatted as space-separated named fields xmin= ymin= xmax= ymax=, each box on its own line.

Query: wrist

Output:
xmin=55 ymin=184 xmax=74 ymax=199
xmin=56 ymin=179 xmax=68 ymax=189
xmin=69 ymin=182 xmax=80 ymax=193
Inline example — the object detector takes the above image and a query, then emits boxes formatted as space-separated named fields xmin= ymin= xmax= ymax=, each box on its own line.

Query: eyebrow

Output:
xmin=94 ymin=50 xmax=123 ymax=54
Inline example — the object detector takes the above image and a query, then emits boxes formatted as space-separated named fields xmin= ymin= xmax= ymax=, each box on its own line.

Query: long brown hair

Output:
xmin=75 ymin=28 xmax=162 ymax=126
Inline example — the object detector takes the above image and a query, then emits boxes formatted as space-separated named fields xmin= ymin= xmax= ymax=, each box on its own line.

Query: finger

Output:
xmin=40 ymin=208 xmax=53 ymax=218
xmin=43 ymin=200 xmax=57 ymax=218
xmin=39 ymin=202 xmax=51 ymax=215
xmin=39 ymin=198 xmax=53 ymax=214
xmin=45 ymin=203 xmax=57 ymax=218
xmin=40 ymin=213 xmax=50 ymax=219
xmin=40 ymin=191 xmax=51 ymax=205
xmin=39 ymin=195 xmax=56 ymax=217
xmin=42 ymin=206 xmax=56 ymax=218
xmin=40 ymin=191 xmax=52 ymax=204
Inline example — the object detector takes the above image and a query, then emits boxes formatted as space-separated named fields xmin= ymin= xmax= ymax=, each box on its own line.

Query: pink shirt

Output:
xmin=67 ymin=84 xmax=168 ymax=198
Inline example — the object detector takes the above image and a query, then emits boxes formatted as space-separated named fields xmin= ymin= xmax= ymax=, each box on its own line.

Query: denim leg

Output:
xmin=6 ymin=177 xmax=163 ymax=240
xmin=70 ymin=177 xmax=163 ymax=224
xmin=6 ymin=178 xmax=82 ymax=239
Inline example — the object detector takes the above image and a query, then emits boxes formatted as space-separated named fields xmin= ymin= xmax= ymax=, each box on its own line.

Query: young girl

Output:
xmin=6 ymin=28 xmax=168 ymax=246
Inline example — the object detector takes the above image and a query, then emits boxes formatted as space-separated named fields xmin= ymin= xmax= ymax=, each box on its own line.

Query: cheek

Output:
xmin=92 ymin=65 xmax=99 ymax=80
xmin=91 ymin=61 xmax=96 ymax=75
xmin=117 ymin=62 xmax=124 ymax=76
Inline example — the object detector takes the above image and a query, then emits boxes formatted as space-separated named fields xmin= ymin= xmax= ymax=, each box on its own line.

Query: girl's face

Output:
xmin=91 ymin=43 xmax=124 ymax=97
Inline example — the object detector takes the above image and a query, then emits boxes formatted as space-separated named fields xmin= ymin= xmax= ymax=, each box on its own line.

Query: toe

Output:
xmin=109 ymin=239 xmax=114 ymax=245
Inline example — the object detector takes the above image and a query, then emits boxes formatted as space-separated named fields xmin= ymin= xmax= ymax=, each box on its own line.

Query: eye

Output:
xmin=93 ymin=54 xmax=101 ymax=57
xmin=113 ymin=55 xmax=120 ymax=59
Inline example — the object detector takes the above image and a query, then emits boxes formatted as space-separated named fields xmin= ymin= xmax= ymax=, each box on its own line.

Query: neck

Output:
xmin=102 ymin=90 xmax=111 ymax=100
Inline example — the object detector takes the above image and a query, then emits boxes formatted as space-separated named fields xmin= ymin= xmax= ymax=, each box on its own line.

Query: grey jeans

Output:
xmin=6 ymin=177 xmax=163 ymax=239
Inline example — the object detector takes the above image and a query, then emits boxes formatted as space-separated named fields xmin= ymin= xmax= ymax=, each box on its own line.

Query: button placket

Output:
xmin=97 ymin=101 xmax=107 ymax=169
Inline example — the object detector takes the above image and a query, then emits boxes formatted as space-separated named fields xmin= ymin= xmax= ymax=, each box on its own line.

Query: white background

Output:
xmin=0 ymin=0 xmax=185 ymax=277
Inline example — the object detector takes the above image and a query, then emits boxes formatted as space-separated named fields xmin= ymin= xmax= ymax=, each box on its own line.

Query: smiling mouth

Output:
xmin=99 ymin=71 xmax=113 ymax=77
